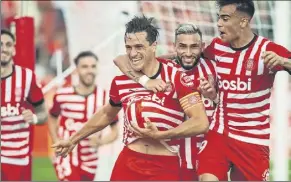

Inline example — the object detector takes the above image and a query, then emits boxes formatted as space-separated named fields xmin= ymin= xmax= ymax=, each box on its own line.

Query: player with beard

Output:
xmin=1 ymin=29 xmax=48 ymax=181
xmin=51 ymin=16 xmax=209 ymax=180
xmin=113 ymin=23 xmax=220 ymax=180
xmin=48 ymin=51 xmax=119 ymax=181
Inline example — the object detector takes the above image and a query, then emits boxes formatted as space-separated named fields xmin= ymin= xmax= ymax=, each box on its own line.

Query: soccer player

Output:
xmin=113 ymin=23 xmax=219 ymax=181
xmin=196 ymin=0 xmax=291 ymax=181
xmin=1 ymin=29 xmax=48 ymax=181
xmin=48 ymin=51 xmax=119 ymax=181
xmin=51 ymin=15 xmax=209 ymax=181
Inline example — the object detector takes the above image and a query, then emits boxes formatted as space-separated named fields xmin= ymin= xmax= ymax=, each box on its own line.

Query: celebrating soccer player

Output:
xmin=48 ymin=51 xmax=119 ymax=181
xmin=196 ymin=0 xmax=291 ymax=181
xmin=51 ymin=15 xmax=209 ymax=180
xmin=1 ymin=29 xmax=48 ymax=181
xmin=113 ymin=23 xmax=221 ymax=181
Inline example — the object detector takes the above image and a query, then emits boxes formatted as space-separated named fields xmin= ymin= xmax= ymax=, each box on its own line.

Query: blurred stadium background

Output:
xmin=1 ymin=1 xmax=290 ymax=181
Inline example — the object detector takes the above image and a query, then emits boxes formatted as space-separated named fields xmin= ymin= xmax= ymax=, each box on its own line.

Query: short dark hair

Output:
xmin=74 ymin=51 xmax=98 ymax=65
xmin=1 ymin=29 xmax=15 ymax=42
xmin=216 ymin=0 xmax=255 ymax=19
xmin=125 ymin=15 xmax=159 ymax=45
xmin=175 ymin=23 xmax=203 ymax=42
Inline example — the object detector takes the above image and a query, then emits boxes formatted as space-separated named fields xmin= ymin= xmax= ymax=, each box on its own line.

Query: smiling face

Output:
xmin=175 ymin=33 xmax=204 ymax=70
xmin=1 ymin=33 xmax=15 ymax=67
xmin=217 ymin=4 xmax=249 ymax=43
xmin=76 ymin=56 xmax=98 ymax=87
xmin=124 ymin=31 xmax=157 ymax=72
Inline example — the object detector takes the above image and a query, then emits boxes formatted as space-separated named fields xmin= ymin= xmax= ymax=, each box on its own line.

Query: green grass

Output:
xmin=32 ymin=157 xmax=57 ymax=181
xmin=32 ymin=157 xmax=291 ymax=181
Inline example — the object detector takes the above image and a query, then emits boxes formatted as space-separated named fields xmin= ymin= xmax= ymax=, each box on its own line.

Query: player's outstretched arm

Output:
xmin=52 ymin=103 xmax=121 ymax=157
xmin=89 ymin=121 xmax=119 ymax=148
xmin=113 ymin=54 xmax=166 ymax=92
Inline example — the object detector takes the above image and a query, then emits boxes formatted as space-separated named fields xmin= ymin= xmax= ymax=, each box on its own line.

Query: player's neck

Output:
xmin=230 ymin=29 xmax=255 ymax=49
xmin=75 ymin=84 xmax=95 ymax=96
xmin=1 ymin=62 xmax=13 ymax=79
xmin=142 ymin=58 xmax=160 ymax=78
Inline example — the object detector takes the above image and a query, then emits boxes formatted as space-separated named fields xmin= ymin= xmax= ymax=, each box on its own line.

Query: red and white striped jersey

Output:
xmin=109 ymin=59 xmax=202 ymax=153
xmin=49 ymin=86 xmax=114 ymax=175
xmin=204 ymin=35 xmax=291 ymax=146
xmin=1 ymin=65 xmax=44 ymax=166
xmin=177 ymin=58 xmax=217 ymax=169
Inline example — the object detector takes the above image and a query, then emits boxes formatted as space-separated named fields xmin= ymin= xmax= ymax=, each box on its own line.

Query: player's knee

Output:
xmin=199 ymin=173 xmax=219 ymax=181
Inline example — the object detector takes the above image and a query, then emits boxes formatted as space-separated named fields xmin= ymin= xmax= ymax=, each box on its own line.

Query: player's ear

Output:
xmin=240 ymin=18 xmax=248 ymax=28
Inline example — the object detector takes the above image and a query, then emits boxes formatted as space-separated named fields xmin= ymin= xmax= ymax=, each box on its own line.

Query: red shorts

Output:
xmin=53 ymin=157 xmax=95 ymax=181
xmin=197 ymin=130 xmax=270 ymax=181
xmin=1 ymin=163 xmax=31 ymax=181
xmin=180 ymin=167 xmax=198 ymax=181
xmin=110 ymin=146 xmax=180 ymax=181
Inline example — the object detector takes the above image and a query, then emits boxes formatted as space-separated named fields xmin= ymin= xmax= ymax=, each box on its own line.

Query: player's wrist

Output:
xmin=138 ymin=75 xmax=150 ymax=87
xmin=212 ymin=94 xmax=219 ymax=104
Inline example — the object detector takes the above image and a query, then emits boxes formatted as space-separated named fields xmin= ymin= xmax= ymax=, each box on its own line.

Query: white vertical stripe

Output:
xmin=258 ymin=40 xmax=270 ymax=75
xmin=209 ymin=106 xmax=218 ymax=130
xmin=171 ymin=67 xmax=177 ymax=84
xmin=235 ymin=49 xmax=247 ymax=75
xmin=163 ymin=64 xmax=169 ymax=82
xmin=200 ymin=58 xmax=212 ymax=75
xmin=197 ymin=64 xmax=204 ymax=87
xmin=72 ymin=146 xmax=79 ymax=166
xmin=5 ymin=77 xmax=12 ymax=102
xmin=87 ymin=94 xmax=95 ymax=119
xmin=24 ymin=69 xmax=33 ymax=98
xmin=246 ymin=36 xmax=264 ymax=76
xmin=217 ymin=92 xmax=224 ymax=134
xmin=185 ymin=137 xmax=193 ymax=169
xmin=96 ymin=87 xmax=104 ymax=108
xmin=130 ymin=103 xmax=138 ymax=126
xmin=15 ymin=66 xmax=22 ymax=102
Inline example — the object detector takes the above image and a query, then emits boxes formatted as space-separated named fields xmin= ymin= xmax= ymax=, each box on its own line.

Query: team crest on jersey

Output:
xmin=245 ymin=59 xmax=255 ymax=71
xmin=180 ymin=73 xmax=194 ymax=87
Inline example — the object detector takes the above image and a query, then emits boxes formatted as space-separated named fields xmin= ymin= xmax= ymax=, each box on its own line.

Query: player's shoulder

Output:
xmin=111 ymin=74 xmax=137 ymax=86
xmin=157 ymin=57 xmax=180 ymax=67
xmin=210 ymin=37 xmax=226 ymax=46
xmin=199 ymin=57 xmax=216 ymax=66
xmin=55 ymin=86 xmax=75 ymax=95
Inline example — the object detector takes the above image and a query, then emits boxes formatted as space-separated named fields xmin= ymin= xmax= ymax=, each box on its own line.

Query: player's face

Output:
xmin=217 ymin=4 xmax=245 ymax=43
xmin=125 ymin=32 xmax=156 ymax=71
xmin=1 ymin=34 xmax=15 ymax=66
xmin=175 ymin=33 xmax=204 ymax=70
xmin=76 ymin=56 xmax=97 ymax=87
